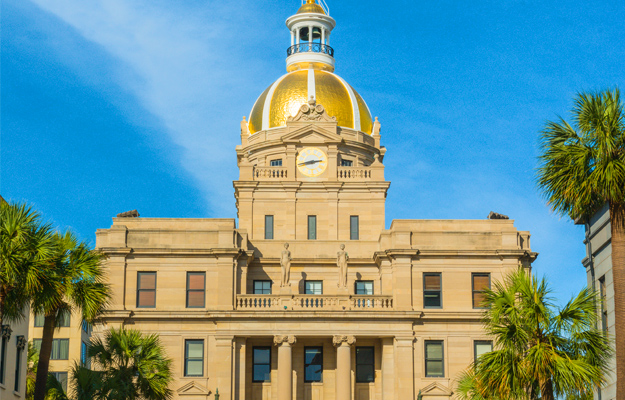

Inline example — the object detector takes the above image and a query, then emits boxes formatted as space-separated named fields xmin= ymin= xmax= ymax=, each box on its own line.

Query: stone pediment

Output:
xmin=419 ymin=382 xmax=453 ymax=397
xmin=281 ymin=124 xmax=343 ymax=145
xmin=287 ymin=96 xmax=337 ymax=124
xmin=176 ymin=381 xmax=211 ymax=396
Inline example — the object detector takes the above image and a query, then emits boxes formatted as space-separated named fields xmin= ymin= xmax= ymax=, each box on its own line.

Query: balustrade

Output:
xmin=254 ymin=166 xmax=288 ymax=180
xmin=236 ymin=294 xmax=393 ymax=310
xmin=337 ymin=167 xmax=371 ymax=180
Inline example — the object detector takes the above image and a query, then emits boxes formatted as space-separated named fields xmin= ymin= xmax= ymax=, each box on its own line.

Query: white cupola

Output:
xmin=285 ymin=0 xmax=336 ymax=72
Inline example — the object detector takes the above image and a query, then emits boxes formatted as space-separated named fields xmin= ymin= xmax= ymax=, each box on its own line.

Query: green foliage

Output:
xmin=0 ymin=201 xmax=55 ymax=323
xmin=45 ymin=374 xmax=69 ymax=400
xmin=72 ymin=327 xmax=174 ymax=400
xmin=537 ymin=88 xmax=625 ymax=219
xmin=457 ymin=270 xmax=612 ymax=400
xmin=26 ymin=341 xmax=40 ymax=400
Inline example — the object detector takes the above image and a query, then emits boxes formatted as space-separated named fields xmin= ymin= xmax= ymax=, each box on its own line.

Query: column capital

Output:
xmin=332 ymin=335 xmax=356 ymax=347
xmin=273 ymin=334 xmax=296 ymax=346
xmin=1 ymin=325 xmax=12 ymax=339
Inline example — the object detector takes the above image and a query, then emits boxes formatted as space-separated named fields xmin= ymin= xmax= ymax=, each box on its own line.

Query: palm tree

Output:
xmin=0 ymin=201 xmax=54 ymax=326
xmin=77 ymin=327 xmax=173 ymax=400
xmin=537 ymin=88 xmax=625 ymax=395
xmin=32 ymin=231 xmax=110 ymax=400
xmin=456 ymin=270 xmax=612 ymax=400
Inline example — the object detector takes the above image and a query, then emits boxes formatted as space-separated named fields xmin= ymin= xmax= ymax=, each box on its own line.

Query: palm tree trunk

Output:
xmin=539 ymin=376 xmax=554 ymax=400
xmin=33 ymin=313 xmax=56 ymax=400
xmin=609 ymin=201 xmax=625 ymax=398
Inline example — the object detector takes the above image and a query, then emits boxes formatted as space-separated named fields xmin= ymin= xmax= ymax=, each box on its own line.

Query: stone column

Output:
xmin=274 ymin=335 xmax=296 ymax=400
xmin=333 ymin=335 xmax=356 ymax=400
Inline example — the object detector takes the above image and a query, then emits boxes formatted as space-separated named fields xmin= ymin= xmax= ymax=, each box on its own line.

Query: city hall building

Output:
xmin=95 ymin=2 xmax=537 ymax=399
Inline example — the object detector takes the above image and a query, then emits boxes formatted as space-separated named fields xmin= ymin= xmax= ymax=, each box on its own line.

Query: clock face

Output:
xmin=297 ymin=147 xmax=328 ymax=177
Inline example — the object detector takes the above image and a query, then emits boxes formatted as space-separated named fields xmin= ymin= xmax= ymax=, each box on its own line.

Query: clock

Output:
xmin=297 ymin=147 xmax=328 ymax=177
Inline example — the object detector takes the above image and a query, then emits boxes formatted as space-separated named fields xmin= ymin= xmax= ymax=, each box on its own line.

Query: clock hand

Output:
xmin=298 ymin=159 xmax=321 ymax=166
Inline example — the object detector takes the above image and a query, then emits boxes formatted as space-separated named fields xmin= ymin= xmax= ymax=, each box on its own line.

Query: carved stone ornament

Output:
xmin=487 ymin=211 xmax=509 ymax=220
xmin=273 ymin=335 xmax=297 ymax=346
xmin=287 ymin=96 xmax=337 ymax=123
xmin=117 ymin=209 xmax=140 ymax=218
xmin=1 ymin=325 xmax=12 ymax=339
xmin=332 ymin=335 xmax=356 ymax=347
xmin=16 ymin=335 xmax=27 ymax=350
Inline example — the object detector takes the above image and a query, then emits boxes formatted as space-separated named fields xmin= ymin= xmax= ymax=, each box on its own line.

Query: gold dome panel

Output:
xmin=248 ymin=68 xmax=373 ymax=135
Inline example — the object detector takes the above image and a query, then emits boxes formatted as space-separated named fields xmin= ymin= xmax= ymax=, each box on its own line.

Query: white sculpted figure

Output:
xmin=337 ymin=244 xmax=349 ymax=288
xmin=280 ymin=243 xmax=292 ymax=287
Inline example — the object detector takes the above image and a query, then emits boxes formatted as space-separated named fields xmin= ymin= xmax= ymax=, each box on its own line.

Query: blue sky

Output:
xmin=2 ymin=0 xmax=624 ymax=304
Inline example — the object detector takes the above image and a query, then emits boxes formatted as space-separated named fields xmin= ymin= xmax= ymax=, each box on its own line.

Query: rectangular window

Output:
xmin=81 ymin=341 xmax=90 ymax=368
xmin=0 ymin=330 xmax=7 ymax=385
xmin=265 ymin=215 xmax=274 ymax=239
xmin=33 ymin=339 xmax=70 ymax=360
xmin=474 ymin=340 xmax=492 ymax=360
xmin=355 ymin=347 xmax=375 ymax=383
xmin=184 ymin=340 xmax=204 ymax=377
xmin=50 ymin=372 xmax=68 ymax=393
xmin=137 ymin=272 xmax=157 ymax=308
xmin=350 ymin=216 xmax=359 ymax=240
xmin=355 ymin=281 xmax=373 ymax=295
xmin=270 ymin=159 xmax=282 ymax=166
xmin=253 ymin=280 xmax=272 ymax=295
xmin=425 ymin=341 xmax=444 ymax=377
xmin=34 ymin=310 xmax=70 ymax=328
xmin=14 ymin=336 xmax=24 ymax=392
xmin=304 ymin=347 xmax=323 ymax=382
xmin=253 ymin=347 xmax=271 ymax=382
xmin=472 ymin=273 xmax=491 ymax=309
xmin=423 ymin=273 xmax=442 ymax=308
xmin=599 ymin=276 xmax=608 ymax=332
xmin=341 ymin=159 xmax=353 ymax=166
xmin=308 ymin=215 xmax=317 ymax=240
xmin=186 ymin=272 xmax=206 ymax=308
xmin=305 ymin=280 xmax=323 ymax=295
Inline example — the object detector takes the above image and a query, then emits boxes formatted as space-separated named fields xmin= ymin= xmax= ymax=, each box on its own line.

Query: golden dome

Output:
xmin=248 ymin=68 xmax=373 ymax=135
xmin=297 ymin=0 xmax=326 ymax=15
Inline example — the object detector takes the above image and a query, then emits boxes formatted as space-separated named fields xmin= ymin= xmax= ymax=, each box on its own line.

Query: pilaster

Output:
xmin=214 ymin=335 xmax=234 ymax=400
xmin=395 ymin=336 xmax=415 ymax=399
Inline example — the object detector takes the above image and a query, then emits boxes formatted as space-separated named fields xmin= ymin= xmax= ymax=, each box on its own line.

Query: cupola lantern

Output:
xmin=286 ymin=0 xmax=336 ymax=72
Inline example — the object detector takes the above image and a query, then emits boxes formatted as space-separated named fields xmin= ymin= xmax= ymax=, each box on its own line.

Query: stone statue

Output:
xmin=337 ymin=244 xmax=349 ymax=288
xmin=280 ymin=243 xmax=292 ymax=287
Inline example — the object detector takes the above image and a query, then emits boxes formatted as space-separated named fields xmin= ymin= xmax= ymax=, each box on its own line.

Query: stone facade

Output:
xmin=95 ymin=2 xmax=537 ymax=399
xmin=27 ymin=310 xmax=92 ymax=394
xmin=0 ymin=315 xmax=29 ymax=399
xmin=578 ymin=204 xmax=617 ymax=400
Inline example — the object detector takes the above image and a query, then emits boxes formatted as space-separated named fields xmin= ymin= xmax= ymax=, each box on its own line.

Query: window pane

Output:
xmin=424 ymin=292 xmax=441 ymax=308
xmin=341 ymin=160 xmax=353 ymax=166
xmin=350 ymin=216 xmax=359 ymax=240
xmin=308 ymin=216 xmax=316 ymax=240
xmin=34 ymin=314 xmax=45 ymax=327
xmin=254 ymin=348 xmax=270 ymax=364
xmin=473 ymin=274 xmax=490 ymax=291
xmin=138 ymin=291 xmax=156 ymax=307
xmin=426 ymin=360 xmax=443 ymax=377
xmin=52 ymin=372 xmax=68 ymax=392
xmin=186 ymin=341 xmax=204 ymax=358
xmin=356 ymin=365 xmax=374 ymax=382
xmin=138 ymin=272 xmax=156 ymax=289
xmin=473 ymin=292 xmax=486 ymax=308
xmin=188 ymin=273 xmax=205 ymax=290
xmin=187 ymin=291 xmax=205 ymax=308
xmin=58 ymin=310 xmax=70 ymax=327
xmin=356 ymin=281 xmax=373 ymax=295
xmin=305 ymin=364 xmax=322 ymax=382
xmin=426 ymin=342 xmax=442 ymax=359
xmin=253 ymin=365 xmax=271 ymax=382
xmin=186 ymin=360 xmax=203 ymax=376
xmin=59 ymin=339 xmax=69 ymax=360
xmin=424 ymin=274 xmax=441 ymax=290
xmin=265 ymin=215 xmax=274 ymax=239
xmin=475 ymin=342 xmax=492 ymax=358
xmin=356 ymin=347 xmax=374 ymax=365
xmin=270 ymin=159 xmax=282 ymax=166
xmin=305 ymin=281 xmax=322 ymax=295
xmin=33 ymin=339 xmax=42 ymax=354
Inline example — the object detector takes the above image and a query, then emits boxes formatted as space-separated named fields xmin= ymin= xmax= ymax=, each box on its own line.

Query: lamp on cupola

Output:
xmin=286 ymin=0 xmax=336 ymax=72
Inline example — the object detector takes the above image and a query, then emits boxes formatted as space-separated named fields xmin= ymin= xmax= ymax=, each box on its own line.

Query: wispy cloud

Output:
xmin=28 ymin=0 xmax=284 ymax=215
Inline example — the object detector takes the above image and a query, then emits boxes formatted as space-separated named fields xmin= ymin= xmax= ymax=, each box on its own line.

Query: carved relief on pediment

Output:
xmin=287 ymin=96 xmax=337 ymax=123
